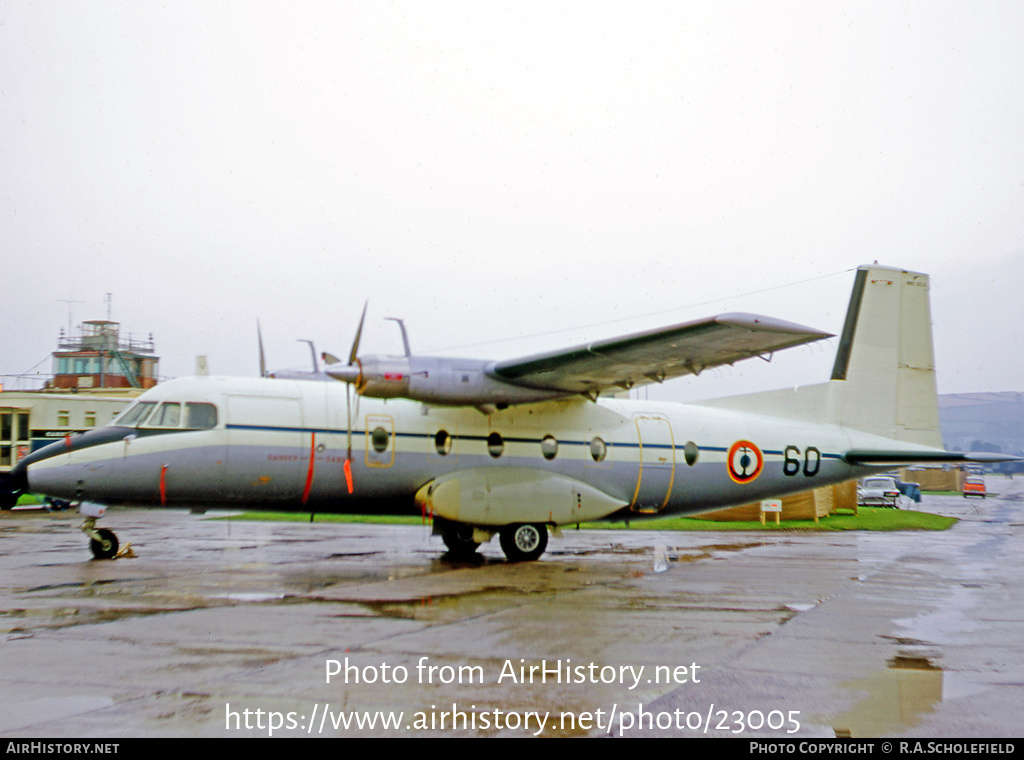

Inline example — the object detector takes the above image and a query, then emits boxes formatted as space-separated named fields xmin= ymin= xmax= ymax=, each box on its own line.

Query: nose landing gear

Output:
xmin=78 ymin=503 xmax=129 ymax=560
xmin=87 ymin=524 xmax=120 ymax=560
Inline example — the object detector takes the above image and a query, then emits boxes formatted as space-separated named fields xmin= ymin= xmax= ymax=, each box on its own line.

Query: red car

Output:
xmin=963 ymin=476 xmax=987 ymax=498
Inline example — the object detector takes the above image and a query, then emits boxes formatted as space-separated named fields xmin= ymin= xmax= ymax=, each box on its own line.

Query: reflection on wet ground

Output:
xmin=2 ymin=478 xmax=1024 ymax=737
xmin=833 ymin=653 xmax=944 ymax=737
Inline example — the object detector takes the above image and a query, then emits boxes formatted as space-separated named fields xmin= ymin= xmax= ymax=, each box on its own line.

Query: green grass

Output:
xmin=580 ymin=507 xmax=956 ymax=531
xmin=216 ymin=512 xmax=427 ymax=525
xmin=218 ymin=507 xmax=956 ymax=531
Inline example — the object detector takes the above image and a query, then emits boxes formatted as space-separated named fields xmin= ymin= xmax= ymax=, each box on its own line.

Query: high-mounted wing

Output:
xmin=326 ymin=310 xmax=832 ymax=407
xmin=489 ymin=313 xmax=832 ymax=396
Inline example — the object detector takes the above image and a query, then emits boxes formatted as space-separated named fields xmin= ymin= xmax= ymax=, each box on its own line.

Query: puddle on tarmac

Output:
xmin=831 ymin=653 xmax=943 ymax=737
xmin=360 ymin=587 xmax=530 ymax=622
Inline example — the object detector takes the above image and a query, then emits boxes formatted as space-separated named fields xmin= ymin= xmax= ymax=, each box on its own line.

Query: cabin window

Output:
xmin=590 ymin=437 xmax=607 ymax=462
xmin=435 ymin=430 xmax=452 ymax=456
xmin=487 ymin=432 xmax=504 ymax=458
xmin=371 ymin=426 xmax=390 ymax=453
xmin=148 ymin=403 xmax=181 ymax=428
xmin=541 ymin=435 xmax=558 ymax=460
xmin=684 ymin=441 xmax=699 ymax=467
xmin=84 ymin=412 xmax=97 ymax=428
xmin=184 ymin=402 xmax=218 ymax=429
xmin=57 ymin=410 xmax=70 ymax=427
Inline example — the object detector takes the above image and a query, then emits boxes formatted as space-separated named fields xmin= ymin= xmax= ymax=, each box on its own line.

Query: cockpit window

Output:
xmin=114 ymin=401 xmax=157 ymax=427
xmin=115 ymin=400 xmax=218 ymax=430
xmin=184 ymin=402 xmax=218 ymax=429
xmin=148 ymin=402 xmax=181 ymax=428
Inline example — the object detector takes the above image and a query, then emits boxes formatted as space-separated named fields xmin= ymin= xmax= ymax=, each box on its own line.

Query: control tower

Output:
xmin=50 ymin=320 xmax=159 ymax=390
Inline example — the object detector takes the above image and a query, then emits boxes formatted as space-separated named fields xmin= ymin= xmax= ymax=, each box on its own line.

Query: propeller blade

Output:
xmin=348 ymin=300 xmax=368 ymax=365
xmin=298 ymin=339 xmax=319 ymax=373
xmin=384 ymin=317 xmax=411 ymax=357
xmin=257 ymin=320 xmax=267 ymax=378
xmin=346 ymin=382 xmax=353 ymax=457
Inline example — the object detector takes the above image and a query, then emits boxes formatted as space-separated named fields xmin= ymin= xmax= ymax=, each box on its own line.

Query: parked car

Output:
xmin=962 ymin=476 xmax=987 ymax=498
xmin=858 ymin=476 xmax=902 ymax=508
xmin=895 ymin=480 xmax=921 ymax=503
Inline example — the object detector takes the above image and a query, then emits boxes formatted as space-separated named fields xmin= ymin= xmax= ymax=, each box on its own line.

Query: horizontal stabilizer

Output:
xmin=842 ymin=450 xmax=1021 ymax=466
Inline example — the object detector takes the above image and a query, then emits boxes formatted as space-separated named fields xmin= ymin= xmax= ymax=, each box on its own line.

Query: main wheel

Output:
xmin=90 ymin=528 xmax=119 ymax=560
xmin=499 ymin=523 xmax=548 ymax=562
xmin=440 ymin=520 xmax=480 ymax=558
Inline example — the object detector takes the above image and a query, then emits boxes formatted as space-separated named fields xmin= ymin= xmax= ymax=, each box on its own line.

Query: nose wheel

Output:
xmin=89 ymin=528 xmax=120 ymax=560
xmin=81 ymin=515 xmax=121 ymax=560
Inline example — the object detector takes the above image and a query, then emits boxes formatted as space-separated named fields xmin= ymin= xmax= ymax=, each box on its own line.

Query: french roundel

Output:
xmin=727 ymin=440 xmax=763 ymax=484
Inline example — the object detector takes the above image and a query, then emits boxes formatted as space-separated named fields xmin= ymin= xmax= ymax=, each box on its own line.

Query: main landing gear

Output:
xmin=499 ymin=523 xmax=548 ymax=562
xmin=435 ymin=516 xmax=549 ymax=562
xmin=437 ymin=517 xmax=481 ymax=559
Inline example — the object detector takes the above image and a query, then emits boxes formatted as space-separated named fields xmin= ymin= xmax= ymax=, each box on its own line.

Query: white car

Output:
xmin=858 ymin=476 xmax=901 ymax=508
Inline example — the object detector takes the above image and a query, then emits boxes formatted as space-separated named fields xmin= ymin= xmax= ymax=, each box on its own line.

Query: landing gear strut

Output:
xmin=439 ymin=519 xmax=481 ymax=559
xmin=499 ymin=523 xmax=548 ymax=562
xmin=81 ymin=514 xmax=120 ymax=560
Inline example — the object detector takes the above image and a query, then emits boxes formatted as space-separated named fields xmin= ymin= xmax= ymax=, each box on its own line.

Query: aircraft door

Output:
xmin=225 ymin=395 xmax=307 ymax=501
xmin=631 ymin=415 xmax=676 ymax=513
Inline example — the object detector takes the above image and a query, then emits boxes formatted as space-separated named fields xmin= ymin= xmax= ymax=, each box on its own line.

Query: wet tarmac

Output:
xmin=2 ymin=478 xmax=1023 ymax=738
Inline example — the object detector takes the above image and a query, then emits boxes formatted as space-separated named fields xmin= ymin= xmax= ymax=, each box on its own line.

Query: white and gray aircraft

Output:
xmin=8 ymin=264 xmax=1006 ymax=562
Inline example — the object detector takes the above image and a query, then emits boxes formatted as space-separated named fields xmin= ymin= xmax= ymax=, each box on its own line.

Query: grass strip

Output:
xmin=217 ymin=507 xmax=956 ymax=531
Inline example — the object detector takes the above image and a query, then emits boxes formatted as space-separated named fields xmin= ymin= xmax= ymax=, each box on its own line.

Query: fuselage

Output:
xmin=17 ymin=374 xmax=911 ymax=523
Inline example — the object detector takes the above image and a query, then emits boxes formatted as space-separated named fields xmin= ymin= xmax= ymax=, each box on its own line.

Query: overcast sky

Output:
xmin=2 ymin=1 xmax=1021 ymax=401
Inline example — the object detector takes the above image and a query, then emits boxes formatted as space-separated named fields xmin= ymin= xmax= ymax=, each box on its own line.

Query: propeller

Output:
xmin=340 ymin=300 xmax=368 ymax=494
xmin=350 ymin=300 xmax=368 ymax=363
xmin=257 ymin=320 xmax=268 ymax=378
xmin=326 ymin=301 xmax=366 ymax=387
xmin=297 ymin=339 xmax=319 ymax=373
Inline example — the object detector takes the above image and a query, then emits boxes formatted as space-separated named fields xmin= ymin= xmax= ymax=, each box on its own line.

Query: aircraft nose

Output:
xmin=15 ymin=427 xmax=133 ymax=501
xmin=17 ymin=442 xmax=78 ymax=500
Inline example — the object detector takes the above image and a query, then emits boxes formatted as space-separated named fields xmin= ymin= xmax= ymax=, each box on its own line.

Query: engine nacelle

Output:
xmin=327 ymin=355 xmax=566 ymax=407
xmin=353 ymin=356 xmax=412 ymax=399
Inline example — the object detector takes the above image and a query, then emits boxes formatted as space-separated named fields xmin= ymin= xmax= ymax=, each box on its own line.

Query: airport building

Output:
xmin=50 ymin=319 xmax=158 ymax=391
xmin=0 ymin=320 xmax=157 ymax=474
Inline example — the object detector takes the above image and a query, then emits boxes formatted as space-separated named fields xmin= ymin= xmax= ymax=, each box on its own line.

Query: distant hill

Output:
xmin=940 ymin=392 xmax=1024 ymax=456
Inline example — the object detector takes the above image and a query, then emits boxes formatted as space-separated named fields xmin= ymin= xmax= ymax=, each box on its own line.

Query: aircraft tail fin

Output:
xmin=697 ymin=264 xmax=944 ymax=449
xmin=826 ymin=265 xmax=941 ymax=447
